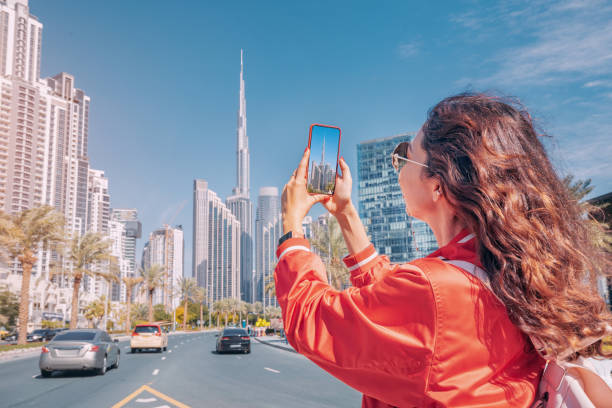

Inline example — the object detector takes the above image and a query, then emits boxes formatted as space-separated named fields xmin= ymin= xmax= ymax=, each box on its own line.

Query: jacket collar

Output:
xmin=427 ymin=228 xmax=481 ymax=268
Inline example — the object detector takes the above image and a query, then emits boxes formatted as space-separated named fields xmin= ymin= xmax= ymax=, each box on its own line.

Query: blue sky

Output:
xmin=32 ymin=0 xmax=612 ymax=275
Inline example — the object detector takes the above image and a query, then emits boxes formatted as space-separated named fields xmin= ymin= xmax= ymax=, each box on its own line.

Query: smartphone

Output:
xmin=307 ymin=123 xmax=341 ymax=195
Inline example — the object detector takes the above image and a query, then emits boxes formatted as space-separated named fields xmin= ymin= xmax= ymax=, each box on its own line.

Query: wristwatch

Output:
xmin=278 ymin=231 xmax=303 ymax=246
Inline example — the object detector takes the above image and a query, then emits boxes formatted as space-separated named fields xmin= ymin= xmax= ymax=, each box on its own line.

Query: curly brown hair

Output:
xmin=421 ymin=92 xmax=612 ymax=361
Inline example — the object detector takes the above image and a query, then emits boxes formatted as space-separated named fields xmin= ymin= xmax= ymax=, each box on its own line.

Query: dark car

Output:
xmin=27 ymin=329 xmax=56 ymax=342
xmin=216 ymin=328 xmax=251 ymax=354
xmin=39 ymin=329 xmax=120 ymax=377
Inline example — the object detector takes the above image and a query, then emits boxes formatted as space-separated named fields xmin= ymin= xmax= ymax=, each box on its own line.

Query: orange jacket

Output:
xmin=274 ymin=229 xmax=544 ymax=407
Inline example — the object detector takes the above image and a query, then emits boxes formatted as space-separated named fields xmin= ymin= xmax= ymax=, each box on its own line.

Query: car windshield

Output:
xmin=53 ymin=331 xmax=97 ymax=341
xmin=31 ymin=330 xmax=47 ymax=335
xmin=134 ymin=326 xmax=159 ymax=333
xmin=223 ymin=329 xmax=247 ymax=336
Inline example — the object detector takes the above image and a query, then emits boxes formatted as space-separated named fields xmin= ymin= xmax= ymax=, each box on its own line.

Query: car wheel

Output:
xmin=97 ymin=356 xmax=107 ymax=375
xmin=40 ymin=369 xmax=52 ymax=378
xmin=246 ymin=347 xmax=251 ymax=354
xmin=131 ymin=348 xmax=136 ymax=353
xmin=112 ymin=353 xmax=120 ymax=369
xmin=157 ymin=347 xmax=162 ymax=353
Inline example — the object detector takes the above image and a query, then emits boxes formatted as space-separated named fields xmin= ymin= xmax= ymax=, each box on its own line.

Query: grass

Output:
xmin=0 ymin=342 xmax=46 ymax=353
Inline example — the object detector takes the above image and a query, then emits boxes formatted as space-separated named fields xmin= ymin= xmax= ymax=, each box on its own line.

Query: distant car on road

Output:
xmin=39 ymin=329 xmax=120 ymax=377
xmin=27 ymin=329 xmax=57 ymax=342
xmin=216 ymin=327 xmax=251 ymax=354
xmin=130 ymin=324 xmax=168 ymax=353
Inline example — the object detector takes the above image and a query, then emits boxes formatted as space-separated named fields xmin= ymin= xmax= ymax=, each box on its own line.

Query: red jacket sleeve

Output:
xmin=342 ymin=243 xmax=395 ymax=287
xmin=274 ymin=238 xmax=437 ymax=407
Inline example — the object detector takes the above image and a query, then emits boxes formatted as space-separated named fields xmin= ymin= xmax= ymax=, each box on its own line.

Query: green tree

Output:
xmin=0 ymin=206 xmax=65 ymax=344
xmin=153 ymin=304 xmax=171 ymax=322
xmin=95 ymin=258 xmax=121 ymax=331
xmin=563 ymin=176 xmax=612 ymax=252
xmin=122 ymin=275 xmax=143 ymax=331
xmin=192 ymin=287 xmax=207 ymax=330
xmin=130 ymin=303 xmax=148 ymax=325
xmin=0 ymin=288 xmax=19 ymax=330
xmin=139 ymin=264 xmax=164 ymax=322
xmin=56 ymin=232 xmax=113 ymax=330
xmin=311 ymin=216 xmax=350 ymax=290
xmin=84 ymin=297 xmax=107 ymax=328
xmin=264 ymin=273 xmax=276 ymax=300
xmin=178 ymin=277 xmax=197 ymax=330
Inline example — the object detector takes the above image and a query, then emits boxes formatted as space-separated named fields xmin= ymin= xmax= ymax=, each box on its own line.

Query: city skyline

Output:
xmin=20 ymin=0 xmax=612 ymax=276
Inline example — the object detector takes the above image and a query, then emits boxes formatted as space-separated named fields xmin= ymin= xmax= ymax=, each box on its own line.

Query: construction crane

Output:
xmin=163 ymin=200 xmax=186 ymax=313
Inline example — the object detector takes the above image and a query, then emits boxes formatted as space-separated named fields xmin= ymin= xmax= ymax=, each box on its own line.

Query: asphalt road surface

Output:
xmin=0 ymin=331 xmax=362 ymax=407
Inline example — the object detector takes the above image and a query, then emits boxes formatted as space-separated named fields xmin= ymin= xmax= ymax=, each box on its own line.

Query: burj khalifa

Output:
xmin=226 ymin=49 xmax=253 ymax=302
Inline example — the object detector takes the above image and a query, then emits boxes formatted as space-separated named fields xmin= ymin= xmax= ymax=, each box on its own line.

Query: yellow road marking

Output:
xmin=111 ymin=384 xmax=147 ymax=408
xmin=111 ymin=384 xmax=191 ymax=408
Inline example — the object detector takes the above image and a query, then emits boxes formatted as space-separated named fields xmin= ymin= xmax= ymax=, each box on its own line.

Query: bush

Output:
xmin=41 ymin=320 xmax=67 ymax=329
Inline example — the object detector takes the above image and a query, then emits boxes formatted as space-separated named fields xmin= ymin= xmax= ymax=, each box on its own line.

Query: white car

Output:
xmin=130 ymin=324 xmax=168 ymax=353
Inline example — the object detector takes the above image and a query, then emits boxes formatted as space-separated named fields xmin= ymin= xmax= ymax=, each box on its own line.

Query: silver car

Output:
xmin=39 ymin=329 xmax=120 ymax=377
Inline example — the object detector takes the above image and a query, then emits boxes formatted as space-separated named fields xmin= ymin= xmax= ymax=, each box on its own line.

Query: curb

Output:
xmin=254 ymin=337 xmax=296 ymax=353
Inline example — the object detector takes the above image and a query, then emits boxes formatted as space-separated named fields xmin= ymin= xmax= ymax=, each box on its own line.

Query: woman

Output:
xmin=275 ymin=93 xmax=612 ymax=407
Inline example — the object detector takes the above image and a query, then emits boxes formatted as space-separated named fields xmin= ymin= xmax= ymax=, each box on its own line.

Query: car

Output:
xmin=215 ymin=327 xmax=251 ymax=354
xmin=27 ymin=328 xmax=57 ymax=342
xmin=130 ymin=324 xmax=168 ymax=353
xmin=38 ymin=329 xmax=120 ymax=377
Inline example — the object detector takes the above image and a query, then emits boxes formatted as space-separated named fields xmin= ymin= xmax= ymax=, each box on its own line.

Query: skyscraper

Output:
xmin=193 ymin=179 xmax=241 ymax=302
xmin=111 ymin=209 xmax=142 ymax=275
xmin=261 ymin=214 xmax=282 ymax=308
xmin=142 ymin=226 xmax=184 ymax=308
xmin=226 ymin=49 xmax=253 ymax=302
xmin=255 ymin=187 xmax=280 ymax=303
xmin=357 ymin=133 xmax=438 ymax=263
xmin=1 ymin=1 xmax=91 ymax=288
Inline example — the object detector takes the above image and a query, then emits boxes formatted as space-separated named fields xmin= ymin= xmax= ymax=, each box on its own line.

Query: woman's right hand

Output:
xmin=322 ymin=157 xmax=354 ymax=216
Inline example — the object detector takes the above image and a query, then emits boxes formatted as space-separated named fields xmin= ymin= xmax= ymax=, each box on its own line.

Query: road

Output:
xmin=0 ymin=331 xmax=362 ymax=407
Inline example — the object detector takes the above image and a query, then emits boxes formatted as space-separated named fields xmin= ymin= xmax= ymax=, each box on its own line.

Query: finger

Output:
xmin=309 ymin=194 xmax=329 ymax=204
xmin=295 ymin=147 xmax=310 ymax=180
xmin=339 ymin=157 xmax=351 ymax=181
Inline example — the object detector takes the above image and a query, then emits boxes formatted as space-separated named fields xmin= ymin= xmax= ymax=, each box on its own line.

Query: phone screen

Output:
xmin=307 ymin=124 xmax=341 ymax=195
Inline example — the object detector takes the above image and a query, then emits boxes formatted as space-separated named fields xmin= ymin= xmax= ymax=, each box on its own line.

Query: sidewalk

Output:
xmin=254 ymin=335 xmax=296 ymax=353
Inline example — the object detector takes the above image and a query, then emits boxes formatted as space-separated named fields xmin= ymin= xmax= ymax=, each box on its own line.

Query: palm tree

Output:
xmin=311 ymin=215 xmax=350 ymax=290
xmin=58 ymin=232 xmax=113 ymax=330
xmin=122 ymin=275 xmax=143 ymax=332
xmin=264 ymin=273 xmax=276 ymax=299
xmin=178 ymin=277 xmax=197 ymax=330
xmin=84 ymin=297 xmax=107 ymax=328
xmin=563 ymin=175 xmax=612 ymax=252
xmin=0 ymin=206 xmax=65 ymax=344
xmin=139 ymin=264 xmax=164 ymax=322
xmin=96 ymin=257 xmax=121 ymax=331
xmin=192 ymin=287 xmax=207 ymax=330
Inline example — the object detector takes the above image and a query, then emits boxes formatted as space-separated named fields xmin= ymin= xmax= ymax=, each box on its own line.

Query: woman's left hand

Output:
xmin=281 ymin=147 xmax=328 ymax=234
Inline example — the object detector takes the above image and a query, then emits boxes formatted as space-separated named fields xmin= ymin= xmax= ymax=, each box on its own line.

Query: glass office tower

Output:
xmin=357 ymin=133 xmax=438 ymax=263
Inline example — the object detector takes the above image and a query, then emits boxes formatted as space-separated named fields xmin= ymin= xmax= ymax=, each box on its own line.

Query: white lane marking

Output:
xmin=136 ymin=397 xmax=157 ymax=403
xmin=174 ymin=345 xmax=178 ymax=348
xmin=156 ymin=405 xmax=171 ymax=408
xmin=124 ymin=346 xmax=129 ymax=350
xmin=161 ymin=356 xmax=166 ymax=360
xmin=236 ymin=356 xmax=242 ymax=360
xmin=168 ymin=350 xmax=172 ymax=353
xmin=264 ymin=367 xmax=280 ymax=373
xmin=32 ymin=374 xmax=38 ymax=378
xmin=152 ymin=369 xmax=159 ymax=376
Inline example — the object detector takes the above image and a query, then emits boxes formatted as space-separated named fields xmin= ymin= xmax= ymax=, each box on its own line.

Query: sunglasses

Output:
xmin=391 ymin=141 xmax=428 ymax=173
